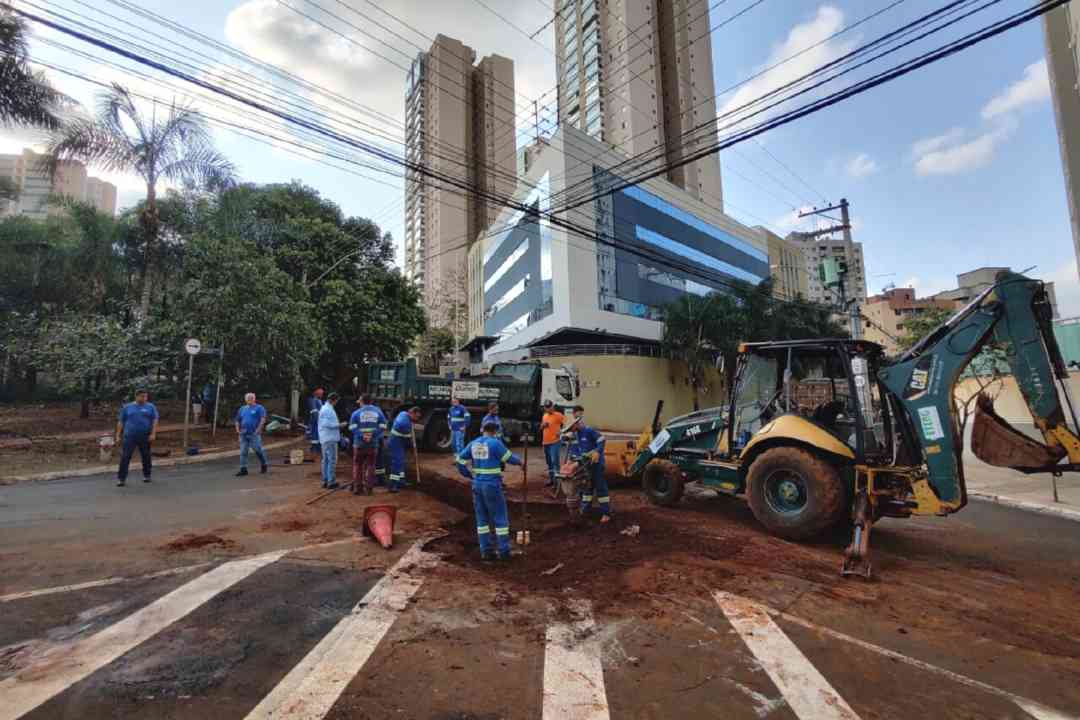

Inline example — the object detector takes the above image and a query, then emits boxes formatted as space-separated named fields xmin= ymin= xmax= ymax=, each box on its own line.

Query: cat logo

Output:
xmin=685 ymin=424 xmax=702 ymax=438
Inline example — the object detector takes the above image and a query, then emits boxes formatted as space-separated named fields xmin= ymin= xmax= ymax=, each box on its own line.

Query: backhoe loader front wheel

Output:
xmin=642 ymin=459 xmax=685 ymax=506
xmin=746 ymin=447 xmax=846 ymax=540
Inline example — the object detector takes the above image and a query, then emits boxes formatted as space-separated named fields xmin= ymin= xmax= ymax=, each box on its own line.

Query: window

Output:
xmin=556 ymin=376 xmax=574 ymax=400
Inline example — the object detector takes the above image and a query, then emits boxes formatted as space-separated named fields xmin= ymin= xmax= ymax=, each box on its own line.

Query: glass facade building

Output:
xmin=593 ymin=168 xmax=768 ymax=320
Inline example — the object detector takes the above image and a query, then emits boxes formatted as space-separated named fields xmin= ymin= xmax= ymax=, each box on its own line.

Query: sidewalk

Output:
xmin=964 ymin=450 xmax=1080 ymax=520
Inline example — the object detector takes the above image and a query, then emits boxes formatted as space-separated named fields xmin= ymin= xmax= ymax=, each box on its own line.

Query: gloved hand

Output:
xmin=587 ymin=450 xmax=600 ymax=463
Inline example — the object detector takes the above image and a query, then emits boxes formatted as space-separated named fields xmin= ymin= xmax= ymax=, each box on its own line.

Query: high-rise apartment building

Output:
xmin=788 ymin=231 xmax=867 ymax=307
xmin=554 ymin=0 xmax=723 ymax=209
xmin=1043 ymin=5 xmax=1080 ymax=278
xmin=0 ymin=148 xmax=117 ymax=218
xmin=404 ymin=35 xmax=516 ymax=313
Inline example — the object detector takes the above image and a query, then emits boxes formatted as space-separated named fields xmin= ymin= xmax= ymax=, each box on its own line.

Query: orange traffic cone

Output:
xmin=362 ymin=504 xmax=397 ymax=549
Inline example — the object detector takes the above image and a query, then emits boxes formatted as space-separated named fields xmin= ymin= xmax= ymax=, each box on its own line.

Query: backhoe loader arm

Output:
xmin=876 ymin=272 xmax=1080 ymax=510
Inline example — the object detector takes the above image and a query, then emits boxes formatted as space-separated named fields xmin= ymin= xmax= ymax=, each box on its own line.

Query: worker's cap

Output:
xmin=134 ymin=388 xmax=148 ymax=396
xmin=327 ymin=392 xmax=340 ymax=401
xmin=409 ymin=406 xmax=422 ymax=414
xmin=542 ymin=400 xmax=553 ymax=408
xmin=572 ymin=404 xmax=584 ymax=413
xmin=482 ymin=421 xmax=499 ymax=433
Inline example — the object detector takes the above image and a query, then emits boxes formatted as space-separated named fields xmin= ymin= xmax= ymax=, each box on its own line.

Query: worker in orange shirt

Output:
xmin=540 ymin=400 xmax=566 ymax=489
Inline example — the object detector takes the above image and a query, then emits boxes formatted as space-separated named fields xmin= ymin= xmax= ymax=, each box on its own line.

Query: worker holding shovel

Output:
xmin=456 ymin=422 xmax=523 ymax=562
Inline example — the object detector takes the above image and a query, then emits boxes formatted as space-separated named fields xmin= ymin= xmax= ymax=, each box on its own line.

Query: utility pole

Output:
xmin=799 ymin=198 xmax=861 ymax=339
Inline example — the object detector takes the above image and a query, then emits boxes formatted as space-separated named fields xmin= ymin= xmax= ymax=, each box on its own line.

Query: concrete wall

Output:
xmin=956 ymin=371 xmax=1080 ymax=435
xmin=541 ymin=353 xmax=727 ymax=433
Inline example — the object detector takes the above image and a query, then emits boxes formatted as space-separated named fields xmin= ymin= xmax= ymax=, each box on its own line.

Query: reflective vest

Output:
xmin=457 ymin=435 xmax=519 ymax=483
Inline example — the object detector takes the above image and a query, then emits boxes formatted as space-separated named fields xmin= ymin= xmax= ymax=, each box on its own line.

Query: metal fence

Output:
xmin=529 ymin=344 xmax=668 ymax=359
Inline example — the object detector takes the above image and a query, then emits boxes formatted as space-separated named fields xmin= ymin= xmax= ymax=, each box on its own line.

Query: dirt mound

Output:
xmin=161 ymin=533 xmax=236 ymax=553
xmin=261 ymin=517 xmax=315 ymax=533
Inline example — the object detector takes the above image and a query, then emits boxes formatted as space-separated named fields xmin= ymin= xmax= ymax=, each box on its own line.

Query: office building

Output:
xmin=1043 ymin=4 xmax=1080 ymax=278
xmin=553 ymin=0 xmax=723 ymax=209
xmin=757 ymin=227 xmax=809 ymax=300
xmin=932 ymin=266 xmax=1059 ymax=318
xmin=467 ymin=125 xmax=767 ymax=360
xmin=862 ymin=287 xmax=958 ymax=355
xmin=404 ymin=35 xmax=517 ymax=314
xmin=788 ymin=231 xmax=867 ymax=308
xmin=0 ymin=148 xmax=117 ymax=218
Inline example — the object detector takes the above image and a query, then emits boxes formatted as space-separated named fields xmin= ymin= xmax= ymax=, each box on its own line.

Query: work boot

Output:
xmin=116 ymin=478 xmax=126 ymax=487
xmin=497 ymin=552 xmax=512 ymax=562
xmin=260 ymin=464 xmax=268 ymax=474
xmin=481 ymin=551 xmax=497 ymax=562
xmin=143 ymin=476 xmax=152 ymax=483
xmin=236 ymin=468 xmax=249 ymax=477
xmin=326 ymin=482 xmax=340 ymax=490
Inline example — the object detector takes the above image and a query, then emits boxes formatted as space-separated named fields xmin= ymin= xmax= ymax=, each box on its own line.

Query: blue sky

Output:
xmin=8 ymin=0 xmax=1078 ymax=314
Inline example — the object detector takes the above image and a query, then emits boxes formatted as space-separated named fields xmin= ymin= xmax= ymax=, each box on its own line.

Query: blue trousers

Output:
xmin=543 ymin=442 xmax=561 ymax=484
xmin=451 ymin=428 xmax=467 ymax=455
xmin=117 ymin=436 xmax=151 ymax=481
xmin=239 ymin=432 xmax=268 ymax=469
xmin=388 ymin=437 xmax=407 ymax=490
xmin=473 ymin=481 xmax=511 ymax=556
xmin=581 ymin=462 xmax=611 ymax=515
xmin=321 ymin=441 xmax=339 ymax=487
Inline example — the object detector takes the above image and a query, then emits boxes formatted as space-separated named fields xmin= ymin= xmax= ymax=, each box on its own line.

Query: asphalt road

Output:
xmin=2 ymin=460 xmax=1079 ymax=719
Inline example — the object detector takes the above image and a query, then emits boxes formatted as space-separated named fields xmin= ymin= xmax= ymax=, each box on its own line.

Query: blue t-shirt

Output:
xmin=456 ymin=435 xmax=521 ymax=483
xmin=236 ymin=403 xmax=267 ymax=434
xmin=119 ymin=401 xmax=159 ymax=439
xmin=449 ymin=404 xmax=471 ymax=430
xmin=349 ymin=405 xmax=388 ymax=447
xmin=570 ymin=424 xmax=606 ymax=467
xmin=480 ymin=413 xmax=503 ymax=436
xmin=390 ymin=411 xmax=413 ymax=442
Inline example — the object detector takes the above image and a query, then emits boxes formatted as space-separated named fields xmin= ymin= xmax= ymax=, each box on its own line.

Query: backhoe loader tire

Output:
xmin=642 ymin=460 xmax=684 ymax=507
xmin=746 ymin=447 xmax=845 ymax=541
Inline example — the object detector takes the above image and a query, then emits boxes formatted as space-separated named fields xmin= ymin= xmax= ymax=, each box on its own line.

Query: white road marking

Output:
xmin=0 ymin=550 xmax=287 ymax=720
xmin=542 ymin=599 xmax=610 ymax=720
xmin=717 ymin=591 xmax=1080 ymax=720
xmin=0 ymin=538 xmax=358 ymax=603
xmin=0 ymin=563 xmax=213 ymax=603
xmin=715 ymin=591 xmax=861 ymax=720
xmin=244 ymin=540 xmax=436 ymax=720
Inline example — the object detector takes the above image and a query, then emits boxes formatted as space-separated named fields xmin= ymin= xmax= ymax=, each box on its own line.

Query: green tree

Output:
xmin=896 ymin=307 xmax=953 ymax=353
xmin=0 ymin=5 xmax=62 ymax=129
xmin=169 ymin=234 xmax=324 ymax=399
xmin=46 ymin=84 xmax=235 ymax=320
xmin=662 ymin=292 xmax=742 ymax=410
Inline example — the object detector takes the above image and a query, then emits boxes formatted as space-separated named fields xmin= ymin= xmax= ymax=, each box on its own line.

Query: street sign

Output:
xmin=184 ymin=338 xmax=202 ymax=356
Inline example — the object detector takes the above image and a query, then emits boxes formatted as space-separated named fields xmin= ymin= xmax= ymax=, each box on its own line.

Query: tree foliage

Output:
xmin=895 ymin=307 xmax=953 ymax=353
xmin=0 ymin=4 xmax=63 ymax=129
xmin=662 ymin=278 xmax=847 ymax=409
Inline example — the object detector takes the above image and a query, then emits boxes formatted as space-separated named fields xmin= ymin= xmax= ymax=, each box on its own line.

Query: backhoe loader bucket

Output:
xmin=970 ymin=393 xmax=1066 ymax=469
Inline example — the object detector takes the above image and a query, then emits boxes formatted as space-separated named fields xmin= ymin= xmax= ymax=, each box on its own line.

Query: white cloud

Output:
xmin=910 ymin=127 xmax=966 ymax=159
xmin=982 ymin=59 xmax=1050 ymax=120
xmin=845 ymin=153 xmax=878 ymax=179
xmin=719 ymin=6 xmax=857 ymax=126
xmin=1046 ymin=259 xmax=1080 ymax=318
xmin=771 ymin=205 xmax=814 ymax=231
xmin=912 ymin=121 xmax=1014 ymax=176
xmin=901 ymin=275 xmax=954 ymax=298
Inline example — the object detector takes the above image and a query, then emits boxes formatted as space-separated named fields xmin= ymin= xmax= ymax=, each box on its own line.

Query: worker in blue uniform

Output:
xmin=565 ymin=405 xmax=610 ymax=522
xmin=456 ymin=421 xmax=523 ymax=561
xmin=448 ymin=397 xmax=471 ymax=455
xmin=349 ymin=395 xmax=387 ymax=495
xmin=388 ymin=407 xmax=422 ymax=492
xmin=481 ymin=402 xmax=503 ymax=440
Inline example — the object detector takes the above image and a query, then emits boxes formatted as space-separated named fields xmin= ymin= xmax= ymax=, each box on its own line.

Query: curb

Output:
xmin=0 ymin=437 xmax=307 ymax=485
xmin=969 ymin=491 xmax=1080 ymax=523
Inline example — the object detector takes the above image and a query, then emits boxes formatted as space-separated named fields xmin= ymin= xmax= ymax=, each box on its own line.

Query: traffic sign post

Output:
xmin=183 ymin=338 xmax=201 ymax=450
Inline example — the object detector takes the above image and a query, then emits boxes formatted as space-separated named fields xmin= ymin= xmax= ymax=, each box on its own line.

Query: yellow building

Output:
xmin=862 ymin=288 xmax=957 ymax=355
xmin=758 ymin=227 xmax=809 ymax=300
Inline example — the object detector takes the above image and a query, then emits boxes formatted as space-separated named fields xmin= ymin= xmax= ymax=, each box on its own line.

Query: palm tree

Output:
xmin=46 ymin=84 xmax=235 ymax=319
xmin=662 ymin=292 xmax=741 ymax=410
xmin=0 ymin=4 xmax=62 ymax=129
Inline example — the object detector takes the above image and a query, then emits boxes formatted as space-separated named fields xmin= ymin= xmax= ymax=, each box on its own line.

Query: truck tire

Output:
xmin=642 ymin=459 xmax=685 ymax=507
xmin=423 ymin=413 xmax=453 ymax=453
xmin=746 ymin=446 xmax=846 ymax=541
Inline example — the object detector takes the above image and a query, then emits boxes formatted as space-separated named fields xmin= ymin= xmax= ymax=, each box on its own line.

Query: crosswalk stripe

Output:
xmin=715 ymin=591 xmax=861 ymax=720
xmin=244 ymin=540 xmax=436 ymax=720
xmin=0 ymin=563 xmax=214 ymax=603
xmin=717 ymin=591 xmax=1080 ymax=720
xmin=0 ymin=549 xmax=288 ymax=720
xmin=542 ymin=599 xmax=610 ymax=720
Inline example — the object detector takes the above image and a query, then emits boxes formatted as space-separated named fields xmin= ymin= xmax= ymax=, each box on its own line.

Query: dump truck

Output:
xmin=366 ymin=358 xmax=579 ymax=451
xmin=627 ymin=271 xmax=1080 ymax=576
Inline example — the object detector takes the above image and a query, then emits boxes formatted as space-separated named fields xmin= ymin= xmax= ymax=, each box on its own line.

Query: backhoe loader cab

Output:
xmin=635 ymin=271 xmax=1080 ymax=577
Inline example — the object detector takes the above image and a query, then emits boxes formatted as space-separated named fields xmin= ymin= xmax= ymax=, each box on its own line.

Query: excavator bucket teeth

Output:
xmin=971 ymin=393 xmax=1066 ymax=469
